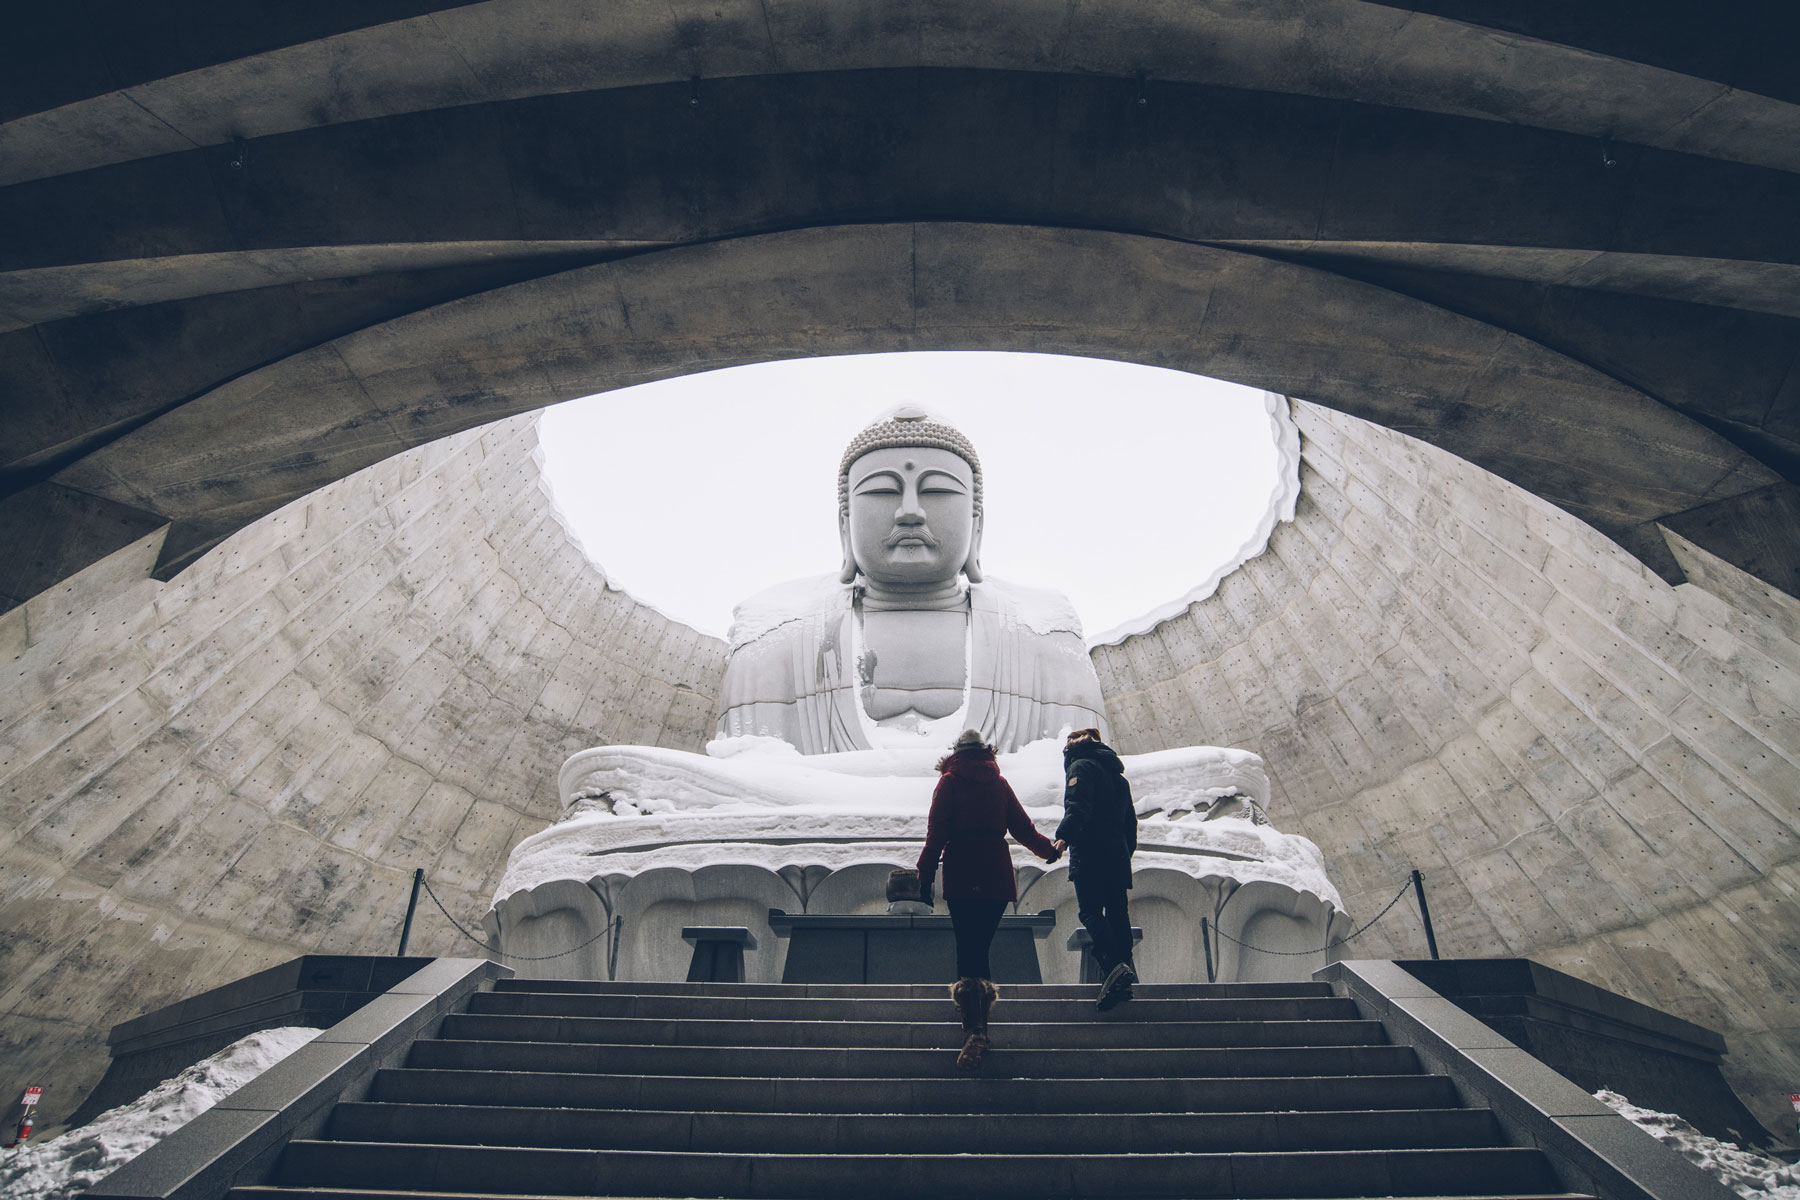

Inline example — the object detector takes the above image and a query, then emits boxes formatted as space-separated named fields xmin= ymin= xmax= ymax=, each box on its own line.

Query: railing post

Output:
xmin=397 ymin=868 xmax=424 ymax=956
xmin=1411 ymin=869 xmax=1440 ymax=960
xmin=1201 ymin=917 xmax=1215 ymax=983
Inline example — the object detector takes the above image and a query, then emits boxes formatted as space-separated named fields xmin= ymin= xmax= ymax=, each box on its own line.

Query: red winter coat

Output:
xmin=917 ymin=748 xmax=1059 ymax=902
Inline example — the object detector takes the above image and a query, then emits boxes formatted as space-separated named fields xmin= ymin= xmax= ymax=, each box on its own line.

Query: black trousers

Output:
xmin=1075 ymin=877 xmax=1134 ymax=975
xmin=946 ymin=898 xmax=1007 ymax=979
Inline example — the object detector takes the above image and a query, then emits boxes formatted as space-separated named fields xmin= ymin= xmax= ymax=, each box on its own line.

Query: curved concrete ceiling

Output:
xmin=3 ymin=1 xmax=1797 ymax=610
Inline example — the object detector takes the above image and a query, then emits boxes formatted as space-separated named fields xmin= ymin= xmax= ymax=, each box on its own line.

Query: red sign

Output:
xmin=19 ymin=1088 xmax=40 ymax=1107
xmin=1789 ymin=1093 xmax=1800 ymax=1112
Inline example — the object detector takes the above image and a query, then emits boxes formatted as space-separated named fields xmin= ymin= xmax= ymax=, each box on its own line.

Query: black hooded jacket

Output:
xmin=1053 ymin=740 xmax=1136 ymax=889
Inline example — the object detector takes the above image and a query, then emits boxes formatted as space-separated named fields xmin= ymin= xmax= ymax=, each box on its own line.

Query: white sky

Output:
xmin=538 ymin=352 xmax=1282 ymax=640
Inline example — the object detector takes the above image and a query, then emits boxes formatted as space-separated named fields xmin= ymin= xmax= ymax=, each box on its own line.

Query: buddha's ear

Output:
xmin=838 ymin=511 xmax=858 ymax=584
xmin=963 ymin=510 xmax=985 ymax=583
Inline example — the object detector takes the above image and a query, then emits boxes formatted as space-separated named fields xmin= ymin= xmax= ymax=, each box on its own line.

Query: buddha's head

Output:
xmin=837 ymin=407 xmax=984 ymax=588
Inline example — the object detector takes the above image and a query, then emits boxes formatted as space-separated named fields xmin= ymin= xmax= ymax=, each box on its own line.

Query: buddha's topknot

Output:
xmin=837 ymin=406 xmax=982 ymax=518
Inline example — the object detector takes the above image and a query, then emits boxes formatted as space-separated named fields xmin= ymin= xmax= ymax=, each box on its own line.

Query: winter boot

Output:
xmin=1097 ymin=961 xmax=1135 ymax=1012
xmin=951 ymin=977 xmax=997 ymax=1070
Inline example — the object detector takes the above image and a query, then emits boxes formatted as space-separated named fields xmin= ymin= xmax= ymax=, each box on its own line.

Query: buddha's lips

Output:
xmin=885 ymin=527 xmax=940 ymax=548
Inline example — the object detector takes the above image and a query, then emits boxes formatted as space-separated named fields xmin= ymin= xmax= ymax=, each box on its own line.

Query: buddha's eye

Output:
xmin=918 ymin=472 xmax=969 ymax=495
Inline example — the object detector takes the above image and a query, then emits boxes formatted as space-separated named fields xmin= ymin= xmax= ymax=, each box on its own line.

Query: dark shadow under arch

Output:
xmin=43 ymin=223 xmax=1770 ymax=592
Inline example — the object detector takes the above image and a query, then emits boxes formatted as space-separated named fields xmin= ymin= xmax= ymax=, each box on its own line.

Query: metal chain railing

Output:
xmin=1208 ymin=876 xmax=1417 ymax=956
xmin=419 ymin=873 xmax=614 ymax=962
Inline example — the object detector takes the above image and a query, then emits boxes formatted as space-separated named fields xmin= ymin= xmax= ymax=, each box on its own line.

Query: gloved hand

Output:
xmin=919 ymin=871 xmax=935 ymax=907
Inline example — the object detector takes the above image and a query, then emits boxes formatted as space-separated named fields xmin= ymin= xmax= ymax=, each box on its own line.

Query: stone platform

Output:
xmin=767 ymin=910 xmax=1056 ymax=983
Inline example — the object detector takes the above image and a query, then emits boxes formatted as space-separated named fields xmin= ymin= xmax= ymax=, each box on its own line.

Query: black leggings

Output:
xmin=946 ymin=898 xmax=1008 ymax=979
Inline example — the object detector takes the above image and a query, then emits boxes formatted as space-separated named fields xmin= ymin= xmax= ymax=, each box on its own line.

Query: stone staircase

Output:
xmin=232 ymin=977 xmax=1594 ymax=1200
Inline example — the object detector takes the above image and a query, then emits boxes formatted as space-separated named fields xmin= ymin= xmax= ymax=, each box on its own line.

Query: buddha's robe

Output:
xmin=717 ymin=574 xmax=1108 ymax=754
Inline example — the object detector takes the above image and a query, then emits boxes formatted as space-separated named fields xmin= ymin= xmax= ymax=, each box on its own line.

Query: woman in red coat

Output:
xmin=918 ymin=729 xmax=1061 ymax=1069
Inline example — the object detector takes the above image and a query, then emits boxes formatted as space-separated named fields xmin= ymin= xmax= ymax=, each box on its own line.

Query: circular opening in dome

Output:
xmin=539 ymin=352 xmax=1292 ymax=642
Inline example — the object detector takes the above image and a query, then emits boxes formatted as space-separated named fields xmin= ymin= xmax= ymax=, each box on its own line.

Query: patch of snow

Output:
xmin=1594 ymin=1089 xmax=1800 ymax=1199
xmin=504 ymin=735 xmax=1336 ymax=910
xmin=559 ymin=735 xmax=1270 ymax=817
xmin=726 ymin=573 xmax=845 ymax=649
xmin=0 ymin=1027 xmax=320 ymax=1200
xmin=983 ymin=575 xmax=1084 ymax=638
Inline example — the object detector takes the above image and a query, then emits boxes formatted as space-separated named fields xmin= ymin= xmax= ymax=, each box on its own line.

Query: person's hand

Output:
xmin=1048 ymin=838 xmax=1067 ymax=863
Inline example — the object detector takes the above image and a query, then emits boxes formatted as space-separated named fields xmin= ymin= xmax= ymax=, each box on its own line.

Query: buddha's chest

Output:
xmin=856 ymin=608 xmax=968 ymax=720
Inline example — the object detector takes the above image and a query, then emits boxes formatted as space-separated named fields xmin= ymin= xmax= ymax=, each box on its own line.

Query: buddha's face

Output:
xmin=844 ymin=446 xmax=977 ymax=587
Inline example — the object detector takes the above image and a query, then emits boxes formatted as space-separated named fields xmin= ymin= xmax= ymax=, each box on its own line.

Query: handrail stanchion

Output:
xmin=397 ymin=868 xmax=424 ymax=956
xmin=1411 ymin=868 xmax=1440 ymax=960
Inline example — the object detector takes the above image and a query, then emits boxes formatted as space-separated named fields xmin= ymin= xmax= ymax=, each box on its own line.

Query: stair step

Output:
xmin=238 ymin=1189 xmax=1597 ymax=1200
xmin=467 ymin=989 xmax=1361 ymax=1022
xmin=274 ymin=1141 xmax=1564 ymax=1198
xmin=372 ymin=1067 xmax=1463 ymax=1113
xmin=407 ymin=1038 xmax=1419 ymax=1078
xmin=328 ymin=1102 xmax=1504 ymax=1153
xmin=491 ymin=979 xmax=1337 ymax=1000
xmin=438 ymin=1012 xmax=1388 ymax=1049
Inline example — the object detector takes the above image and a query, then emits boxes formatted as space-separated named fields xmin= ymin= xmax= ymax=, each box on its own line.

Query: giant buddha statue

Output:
xmin=487 ymin=399 xmax=1348 ymax=987
xmin=718 ymin=407 xmax=1107 ymax=753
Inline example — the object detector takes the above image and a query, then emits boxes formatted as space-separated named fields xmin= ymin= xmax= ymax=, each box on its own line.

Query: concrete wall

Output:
xmin=0 ymin=415 xmax=724 ymax=1127
xmin=1096 ymin=400 xmax=1800 ymax=1134
xmin=7 ymin=390 xmax=1797 ymax=1137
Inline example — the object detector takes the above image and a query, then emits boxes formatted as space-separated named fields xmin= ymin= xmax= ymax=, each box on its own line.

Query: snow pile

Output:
xmin=560 ymin=734 xmax=1270 ymax=817
xmin=0 ymin=1027 xmax=320 ymax=1200
xmin=502 ymin=734 xmax=1336 ymax=909
xmin=1594 ymin=1089 xmax=1800 ymax=1199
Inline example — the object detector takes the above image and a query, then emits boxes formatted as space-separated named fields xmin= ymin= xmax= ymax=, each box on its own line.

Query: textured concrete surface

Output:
xmin=4 ymin=3 xmax=1799 ymax=608
xmin=1099 ymin=401 xmax=1800 ymax=1134
xmin=7 ymin=393 xmax=1796 ymax=1138
xmin=0 ymin=415 xmax=722 ymax=1128
xmin=4 ymin=1 xmax=1799 ymax=1140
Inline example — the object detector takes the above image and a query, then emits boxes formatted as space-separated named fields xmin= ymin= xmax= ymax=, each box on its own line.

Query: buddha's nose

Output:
xmin=896 ymin=492 xmax=926 ymax=521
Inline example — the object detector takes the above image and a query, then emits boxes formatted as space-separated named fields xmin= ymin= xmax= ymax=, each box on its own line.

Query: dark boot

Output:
xmin=951 ymin=977 xmax=997 ymax=1070
xmin=1097 ymin=961 xmax=1135 ymax=1012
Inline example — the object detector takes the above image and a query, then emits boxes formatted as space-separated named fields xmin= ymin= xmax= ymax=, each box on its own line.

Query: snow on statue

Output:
xmin=487 ymin=405 xmax=1349 ymax=984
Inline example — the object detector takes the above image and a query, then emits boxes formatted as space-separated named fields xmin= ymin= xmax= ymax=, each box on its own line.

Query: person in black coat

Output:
xmin=1052 ymin=728 xmax=1139 ymax=1010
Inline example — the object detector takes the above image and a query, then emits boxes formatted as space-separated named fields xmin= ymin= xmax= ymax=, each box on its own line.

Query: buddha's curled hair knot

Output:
xmin=836 ymin=407 xmax=983 ymax=518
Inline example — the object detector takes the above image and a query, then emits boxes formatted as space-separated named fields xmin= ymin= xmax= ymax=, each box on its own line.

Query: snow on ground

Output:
xmin=1596 ymin=1089 xmax=1800 ymax=1199
xmin=0 ymin=1027 xmax=320 ymax=1200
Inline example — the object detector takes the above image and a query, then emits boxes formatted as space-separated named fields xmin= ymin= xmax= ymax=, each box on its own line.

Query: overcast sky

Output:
xmin=538 ymin=352 xmax=1283 ymax=641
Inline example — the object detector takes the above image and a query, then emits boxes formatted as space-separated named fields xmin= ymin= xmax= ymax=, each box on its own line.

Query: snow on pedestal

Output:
xmin=485 ymin=735 xmax=1350 ymax=984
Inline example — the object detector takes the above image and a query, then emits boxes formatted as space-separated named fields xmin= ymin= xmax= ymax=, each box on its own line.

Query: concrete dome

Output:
xmin=2 ymin=2 xmax=1798 ymax=1134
